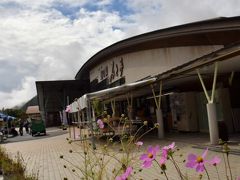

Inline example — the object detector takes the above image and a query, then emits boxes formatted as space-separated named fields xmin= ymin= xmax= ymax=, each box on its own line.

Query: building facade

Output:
xmin=36 ymin=17 xmax=240 ymax=142
xmin=74 ymin=17 xmax=240 ymax=143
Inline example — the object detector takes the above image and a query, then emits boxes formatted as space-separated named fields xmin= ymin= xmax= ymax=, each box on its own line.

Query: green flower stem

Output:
xmin=62 ymin=158 xmax=87 ymax=178
xmin=135 ymin=127 xmax=155 ymax=143
xmin=84 ymin=145 xmax=88 ymax=180
xmin=154 ymin=160 xmax=169 ymax=180
xmin=129 ymin=124 xmax=145 ymax=144
xmin=170 ymin=155 xmax=184 ymax=180
xmin=94 ymin=151 xmax=122 ymax=165
xmin=226 ymin=153 xmax=233 ymax=180
xmin=222 ymin=153 xmax=229 ymax=180
xmin=204 ymin=165 xmax=210 ymax=180
xmin=215 ymin=166 xmax=221 ymax=180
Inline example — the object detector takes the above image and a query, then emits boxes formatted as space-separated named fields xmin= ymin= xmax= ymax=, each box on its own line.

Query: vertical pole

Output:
xmin=151 ymin=83 xmax=164 ymax=139
xmin=127 ymin=93 xmax=133 ymax=120
xmin=151 ymin=85 xmax=159 ymax=110
xmin=111 ymin=99 xmax=115 ymax=117
xmin=73 ymin=113 xmax=76 ymax=140
xmin=81 ymin=111 xmax=85 ymax=140
xmin=77 ymin=110 xmax=81 ymax=139
xmin=87 ymin=99 xmax=96 ymax=149
xmin=197 ymin=69 xmax=210 ymax=103
xmin=229 ymin=71 xmax=235 ymax=86
xmin=210 ymin=62 xmax=218 ymax=103
xmin=207 ymin=103 xmax=219 ymax=144
xmin=66 ymin=96 xmax=71 ymax=138
xmin=156 ymin=109 xmax=164 ymax=139
xmin=44 ymin=96 xmax=49 ymax=127
xmin=158 ymin=81 xmax=162 ymax=109
xmin=197 ymin=65 xmax=219 ymax=145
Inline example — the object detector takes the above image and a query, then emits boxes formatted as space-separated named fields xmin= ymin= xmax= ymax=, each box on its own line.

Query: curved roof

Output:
xmin=75 ymin=16 xmax=240 ymax=80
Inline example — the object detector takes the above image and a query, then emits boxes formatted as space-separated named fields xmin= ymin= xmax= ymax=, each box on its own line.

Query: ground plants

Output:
xmin=0 ymin=145 xmax=38 ymax=180
xmin=61 ymin=113 xmax=240 ymax=180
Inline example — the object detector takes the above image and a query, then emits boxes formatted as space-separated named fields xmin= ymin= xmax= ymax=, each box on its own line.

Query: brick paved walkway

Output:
xmin=2 ymin=133 xmax=240 ymax=180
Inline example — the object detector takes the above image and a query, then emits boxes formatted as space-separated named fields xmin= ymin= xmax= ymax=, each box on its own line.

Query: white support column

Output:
xmin=197 ymin=62 xmax=219 ymax=145
xmin=156 ymin=108 xmax=164 ymax=139
xmin=87 ymin=99 xmax=96 ymax=149
xmin=73 ymin=113 xmax=76 ymax=140
xmin=207 ymin=103 xmax=219 ymax=145
xmin=151 ymin=81 xmax=164 ymax=139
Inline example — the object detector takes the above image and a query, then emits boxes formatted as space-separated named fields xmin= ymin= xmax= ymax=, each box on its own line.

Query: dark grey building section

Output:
xmin=36 ymin=80 xmax=89 ymax=127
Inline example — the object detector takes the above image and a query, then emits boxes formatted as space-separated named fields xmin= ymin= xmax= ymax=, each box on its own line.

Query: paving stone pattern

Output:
xmin=2 ymin=133 xmax=240 ymax=180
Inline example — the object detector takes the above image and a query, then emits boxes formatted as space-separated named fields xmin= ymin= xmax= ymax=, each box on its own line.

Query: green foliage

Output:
xmin=1 ymin=108 xmax=27 ymax=119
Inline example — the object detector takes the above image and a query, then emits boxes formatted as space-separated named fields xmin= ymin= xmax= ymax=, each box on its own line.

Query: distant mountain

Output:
xmin=20 ymin=95 xmax=38 ymax=112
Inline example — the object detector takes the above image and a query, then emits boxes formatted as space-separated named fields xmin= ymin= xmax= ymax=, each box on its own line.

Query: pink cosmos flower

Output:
xmin=116 ymin=167 xmax=133 ymax=180
xmin=135 ymin=141 xmax=143 ymax=147
xmin=97 ymin=119 xmax=104 ymax=129
xmin=208 ymin=156 xmax=221 ymax=166
xmin=159 ymin=155 xmax=167 ymax=166
xmin=237 ymin=176 xmax=240 ymax=180
xmin=65 ymin=105 xmax=71 ymax=113
xmin=159 ymin=142 xmax=175 ymax=165
xmin=186 ymin=148 xmax=208 ymax=172
xmin=163 ymin=142 xmax=175 ymax=152
xmin=140 ymin=145 xmax=160 ymax=168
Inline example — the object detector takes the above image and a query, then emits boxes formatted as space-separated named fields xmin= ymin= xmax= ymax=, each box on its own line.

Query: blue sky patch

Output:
xmin=0 ymin=1 xmax=21 ymax=9
xmin=83 ymin=0 xmax=133 ymax=16
xmin=106 ymin=0 xmax=133 ymax=16
xmin=52 ymin=3 xmax=81 ymax=20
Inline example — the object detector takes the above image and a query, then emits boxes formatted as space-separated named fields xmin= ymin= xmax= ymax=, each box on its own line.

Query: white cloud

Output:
xmin=0 ymin=0 xmax=240 ymax=109
xmin=124 ymin=0 xmax=240 ymax=35
xmin=0 ymin=77 xmax=36 ymax=108
xmin=0 ymin=2 xmax=126 ymax=108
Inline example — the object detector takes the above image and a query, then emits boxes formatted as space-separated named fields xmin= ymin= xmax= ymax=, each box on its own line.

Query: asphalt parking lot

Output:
xmin=1 ymin=127 xmax=68 ymax=144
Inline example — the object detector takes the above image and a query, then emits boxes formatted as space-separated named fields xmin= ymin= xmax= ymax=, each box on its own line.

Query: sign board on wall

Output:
xmin=90 ymin=57 xmax=124 ymax=84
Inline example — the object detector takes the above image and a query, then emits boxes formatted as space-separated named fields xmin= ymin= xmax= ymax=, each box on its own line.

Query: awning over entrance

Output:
xmin=69 ymin=77 xmax=157 ymax=112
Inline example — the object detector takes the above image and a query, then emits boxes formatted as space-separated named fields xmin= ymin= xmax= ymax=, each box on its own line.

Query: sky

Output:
xmin=0 ymin=0 xmax=240 ymax=109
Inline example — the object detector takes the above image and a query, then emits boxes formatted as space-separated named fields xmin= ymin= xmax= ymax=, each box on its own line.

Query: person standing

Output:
xmin=19 ymin=119 xmax=24 ymax=136
xmin=24 ymin=119 xmax=30 ymax=134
